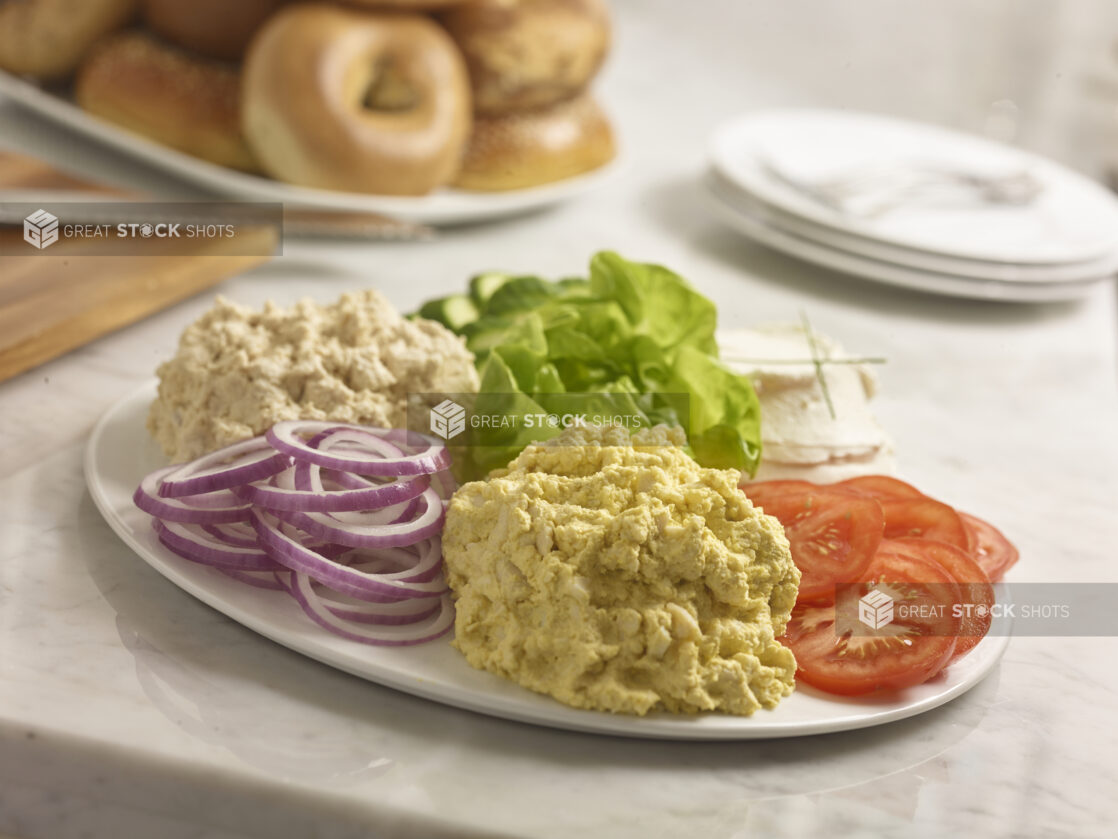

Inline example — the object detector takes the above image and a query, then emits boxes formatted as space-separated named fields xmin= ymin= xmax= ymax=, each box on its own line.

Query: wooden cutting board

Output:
xmin=0 ymin=151 xmax=275 ymax=382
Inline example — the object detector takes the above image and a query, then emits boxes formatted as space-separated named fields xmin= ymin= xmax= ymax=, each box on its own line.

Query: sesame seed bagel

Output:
xmin=74 ymin=30 xmax=259 ymax=172
xmin=454 ymin=92 xmax=615 ymax=191
xmin=439 ymin=0 xmax=610 ymax=115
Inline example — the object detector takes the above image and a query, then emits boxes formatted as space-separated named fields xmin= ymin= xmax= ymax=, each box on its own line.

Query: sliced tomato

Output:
xmin=782 ymin=543 xmax=963 ymax=694
xmin=960 ymin=512 xmax=1019 ymax=582
xmin=739 ymin=480 xmax=819 ymax=503
xmin=879 ymin=497 xmax=968 ymax=549
xmin=834 ymin=475 xmax=925 ymax=501
xmin=783 ymin=598 xmax=958 ymax=696
xmin=763 ymin=476 xmax=1011 ymax=696
xmin=861 ymin=542 xmax=964 ymax=636
xmin=743 ymin=486 xmax=883 ymax=605
xmin=877 ymin=538 xmax=993 ymax=661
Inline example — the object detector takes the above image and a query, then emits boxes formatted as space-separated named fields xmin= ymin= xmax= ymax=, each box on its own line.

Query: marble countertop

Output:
xmin=3 ymin=2 xmax=1118 ymax=836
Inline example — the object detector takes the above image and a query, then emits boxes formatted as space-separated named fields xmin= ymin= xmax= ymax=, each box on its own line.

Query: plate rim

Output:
xmin=707 ymin=169 xmax=1118 ymax=285
xmin=709 ymin=107 xmax=1118 ymax=266
xmin=0 ymin=70 xmax=621 ymax=226
xmin=83 ymin=381 xmax=1012 ymax=741
xmin=704 ymin=176 xmax=1110 ymax=303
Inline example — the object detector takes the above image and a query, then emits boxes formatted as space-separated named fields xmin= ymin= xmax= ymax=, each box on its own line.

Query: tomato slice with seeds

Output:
xmin=783 ymin=602 xmax=958 ymax=696
xmin=876 ymin=538 xmax=993 ymax=661
xmin=743 ymin=485 xmax=883 ymax=605
xmin=782 ymin=545 xmax=962 ymax=695
xmin=960 ymin=512 xmax=1019 ymax=582
xmin=757 ymin=475 xmax=1018 ymax=695
xmin=834 ymin=475 xmax=925 ymax=501
xmin=860 ymin=542 xmax=964 ymax=636
xmin=879 ymin=497 xmax=968 ymax=549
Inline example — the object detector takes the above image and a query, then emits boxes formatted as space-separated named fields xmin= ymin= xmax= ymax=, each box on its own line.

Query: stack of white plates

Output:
xmin=706 ymin=109 xmax=1118 ymax=302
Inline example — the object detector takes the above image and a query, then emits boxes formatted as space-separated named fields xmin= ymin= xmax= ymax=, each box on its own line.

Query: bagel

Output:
xmin=75 ymin=31 xmax=259 ymax=172
xmin=242 ymin=4 xmax=471 ymax=195
xmin=141 ymin=0 xmax=286 ymax=61
xmin=340 ymin=1 xmax=469 ymax=7
xmin=454 ymin=92 xmax=614 ymax=191
xmin=439 ymin=0 xmax=610 ymax=115
xmin=0 ymin=0 xmax=137 ymax=80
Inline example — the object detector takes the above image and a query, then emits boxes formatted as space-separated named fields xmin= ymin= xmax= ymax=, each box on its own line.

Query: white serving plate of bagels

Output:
xmin=0 ymin=69 xmax=620 ymax=226
xmin=0 ymin=0 xmax=619 ymax=226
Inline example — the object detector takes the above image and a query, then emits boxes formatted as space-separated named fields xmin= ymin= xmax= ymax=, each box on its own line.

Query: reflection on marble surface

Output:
xmin=81 ymin=488 xmax=394 ymax=784
xmin=117 ymin=617 xmax=393 ymax=785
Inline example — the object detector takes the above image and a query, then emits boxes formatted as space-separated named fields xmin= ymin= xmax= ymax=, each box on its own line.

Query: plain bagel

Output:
xmin=141 ymin=0 xmax=286 ymax=61
xmin=0 ymin=0 xmax=137 ymax=80
xmin=454 ymin=92 xmax=614 ymax=191
xmin=339 ymin=1 xmax=470 ymax=8
xmin=242 ymin=4 xmax=471 ymax=195
xmin=439 ymin=0 xmax=610 ymax=115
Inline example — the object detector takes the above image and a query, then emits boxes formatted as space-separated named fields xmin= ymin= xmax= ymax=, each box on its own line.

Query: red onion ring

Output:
xmin=250 ymin=510 xmax=447 ymax=600
xmin=134 ymin=467 xmax=251 ymax=524
xmin=158 ymin=437 xmax=290 ymax=498
xmin=219 ymin=568 xmax=289 ymax=591
xmin=201 ymin=520 xmax=354 ymax=565
xmin=240 ymin=463 xmax=430 ymax=513
xmin=273 ymin=487 xmax=443 ymax=549
xmin=155 ymin=520 xmax=283 ymax=571
xmin=333 ymin=539 xmax=444 ymax=584
xmin=297 ymin=542 xmax=441 ymax=605
xmin=307 ymin=425 xmax=406 ymax=457
xmin=266 ymin=422 xmax=450 ymax=476
xmin=201 ymin=521 xmax=260 ymax=549
xmin=293 ymin=463 xmax=395 ymax=492
xmin=275 ymin=572 xmax=442 ymax=625
xmin=314 ymin=495 xmax=421 ymax=527
xmin=135 ymin=421 xmax=455 ymax=647
xmin=288 ymin=578 xmax=455 ymax=646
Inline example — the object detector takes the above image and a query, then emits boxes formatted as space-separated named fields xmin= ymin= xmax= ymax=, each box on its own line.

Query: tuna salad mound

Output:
xmin=148 ymin=290 xmax=479 ymax=463
xmin=442 ymin=424 xmax=800 ymax=717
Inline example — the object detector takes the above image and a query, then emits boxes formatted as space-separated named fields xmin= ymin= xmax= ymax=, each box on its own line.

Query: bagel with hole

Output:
xmin=0 ymin=0 xmax=138 ymax=80
xmin=242 ymin=3 xmax=471 ymax=195
xmin=454 ymin=92 xmax=614 ymax=191
xmin=75 ymin=31 xmax=259 ymax=171
xmin=439 ymin=0 xmax=610 ymax=115
xmin=141 ymin=0 xmax=286 ymax=61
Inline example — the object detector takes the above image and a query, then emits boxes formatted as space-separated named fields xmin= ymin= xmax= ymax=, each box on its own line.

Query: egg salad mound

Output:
xmin=441 ymin=425 xmax=801 ymax=716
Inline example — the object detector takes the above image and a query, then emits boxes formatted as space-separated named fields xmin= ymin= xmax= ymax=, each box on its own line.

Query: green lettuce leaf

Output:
xmin=414 ymin=251 xmax=762 ymax=480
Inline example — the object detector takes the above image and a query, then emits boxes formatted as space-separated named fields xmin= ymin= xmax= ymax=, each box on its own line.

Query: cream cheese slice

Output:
xmin=718 ymin=324 xmax=894 ymax=476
